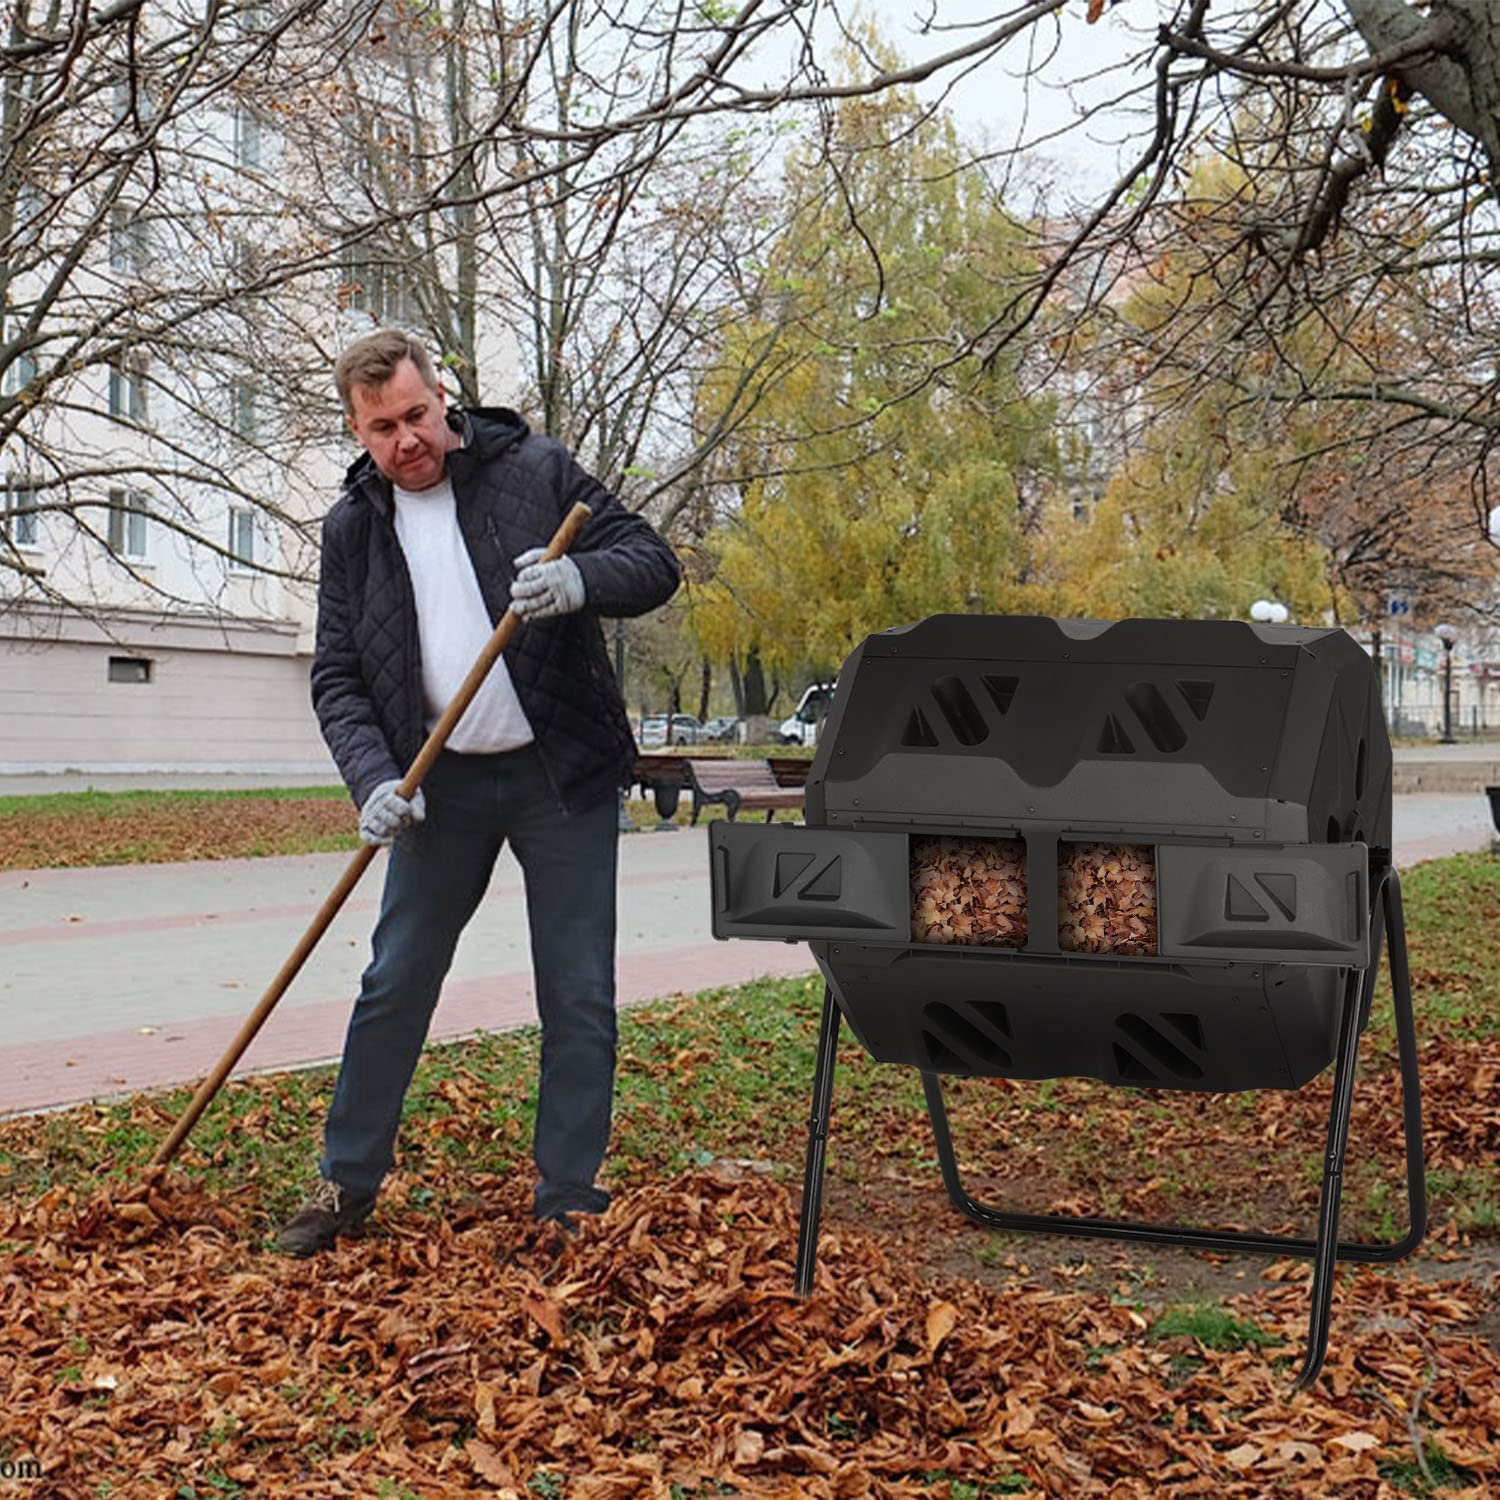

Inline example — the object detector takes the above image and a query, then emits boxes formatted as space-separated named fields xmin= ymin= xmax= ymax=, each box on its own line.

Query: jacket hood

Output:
xmin=341 ymin=405 xmax=533 ymax=509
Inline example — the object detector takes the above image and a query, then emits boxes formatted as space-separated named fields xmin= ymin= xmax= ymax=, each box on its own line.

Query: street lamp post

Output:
xmin=1434 ymin=623 xmax=1457 ymax=744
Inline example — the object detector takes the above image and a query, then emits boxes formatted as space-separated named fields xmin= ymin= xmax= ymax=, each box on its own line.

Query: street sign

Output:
xmin=1387 ymin=593 xmax=1412 ymax=617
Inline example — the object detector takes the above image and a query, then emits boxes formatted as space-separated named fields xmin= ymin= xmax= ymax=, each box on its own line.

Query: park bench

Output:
xmin=683 ymin=757 xmax=804 ymax=825
xmin=765 ymin=755 xmax=813 ymax=789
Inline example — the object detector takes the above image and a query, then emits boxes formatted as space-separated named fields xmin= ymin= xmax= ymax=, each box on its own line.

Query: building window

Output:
xmin=12 ymin=181 xmax=45 ymax=246
xmin=228 ymin=506 xmax=256 ymax=569
xmin=107 ymin=487 xmax=149 ymax=559
xmin=338 ymin=248 xmax=418 ymax=326
xmin=231 ymin=375 xmax=260 ymax=440
xmin=236 ymin=0 xmax=272 ymax=37
xmin=108 ymin=356 xmax=148 ymax=421
xmin=234 ymin=105 xmax=263 ymax=169
xmin=4 ymin=347 xmax=38 ymax=396
xmin=108 ymin=656 xmax=153 ymax=684
xmin=109 ymin=206 xmax=148 ymax=274
xmin=111 ymin=79 xmax=158 ymax=122
xmin=2 ymin=477 xmax=39 ymax=548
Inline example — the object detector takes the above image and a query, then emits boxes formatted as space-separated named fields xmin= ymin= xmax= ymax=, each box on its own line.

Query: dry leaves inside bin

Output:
xmin=910 ymin=836 xmax=1027 ymax=946
xmin=1058 ymin=841 xmax=1157 ymax=955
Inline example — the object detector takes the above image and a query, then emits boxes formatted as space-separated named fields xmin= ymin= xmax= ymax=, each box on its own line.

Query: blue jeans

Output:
xmin=319 ymin=745 xmax=620 ymax=1220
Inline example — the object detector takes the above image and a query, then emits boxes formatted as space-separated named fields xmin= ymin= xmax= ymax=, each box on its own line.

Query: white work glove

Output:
xmin=359 ymin=780 xmax=426 ymax=847
xmin=509 ymin=546 xmax=586 ymax=621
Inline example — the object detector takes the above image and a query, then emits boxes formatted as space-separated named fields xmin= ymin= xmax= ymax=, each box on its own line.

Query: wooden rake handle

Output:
xmin=150 ymin=501 xmax=593 ymax=1167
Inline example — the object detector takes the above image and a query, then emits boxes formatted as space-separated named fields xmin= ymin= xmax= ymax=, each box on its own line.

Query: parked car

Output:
xmin=778 ymin=682 xmax=836 ymax=746
xmin=639 ymin=713 xmax=702 ymax=747
xmin=702 ymin=716 xmax=742 ymax=743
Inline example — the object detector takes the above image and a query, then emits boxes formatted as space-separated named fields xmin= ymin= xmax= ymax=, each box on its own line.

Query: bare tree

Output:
xmin=6 ymin=0 xmax=1497 ymax=620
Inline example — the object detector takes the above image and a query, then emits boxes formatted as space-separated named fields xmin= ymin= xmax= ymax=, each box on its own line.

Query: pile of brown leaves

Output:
xmin=911 ymin=837 xmax=1028 ymax=947
xmin=1058 ymin=843 xmax=1157 ymax=956
xmin=2 ymin=1167 xmax=1495 ymax=1497
xmin=910 ymin=838 xmax=1158 ymax=956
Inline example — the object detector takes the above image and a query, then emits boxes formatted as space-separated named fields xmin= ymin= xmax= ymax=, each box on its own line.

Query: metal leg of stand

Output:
xmin=917 ymin=867 xmax=1425 ymax=1389
xmin=920 ymin=950 xmax=1393 ymax=1265
xmin=1383 ymin=870 xmax=1428 ymax=1257
xmin=794 ymin=984 xmax=841 ymax=1297
xmin=1292 ymin=965 xmax=1365 ymax=1389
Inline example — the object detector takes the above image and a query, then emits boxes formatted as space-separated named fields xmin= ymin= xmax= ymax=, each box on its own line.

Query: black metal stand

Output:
xmin=792 ymin=868 xmax=1424 ymax=1390
xmin=794 ymin=982 xmax=842 ymax=1296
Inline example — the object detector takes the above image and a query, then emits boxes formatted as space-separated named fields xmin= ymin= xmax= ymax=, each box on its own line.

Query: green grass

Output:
xmin=1378 ymin=1439 xmax=1479 ymax=1496
xmin=1367 ymin=853 xmax=1500 ymax=1043
xmin=1148 ymin=1302 xmax=1276 ymax=1351
xmin=0 ymin=785 xmax=345 ymax=816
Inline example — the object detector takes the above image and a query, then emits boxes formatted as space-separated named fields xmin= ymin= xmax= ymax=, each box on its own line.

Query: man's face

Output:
xmin=346 ymin=357 xmax=455 ymax=493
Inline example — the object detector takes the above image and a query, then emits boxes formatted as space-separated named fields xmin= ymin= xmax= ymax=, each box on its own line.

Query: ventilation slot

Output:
xmin=921 ymin=1001 xmax=1012 ymax=1073
xmin=981 ymin=674 xmax=1019 ymax=715
xmin=1097 ymin=713 xmax=1135 ymax=754
xmin=1225 ymin=875 xmax=1270 ymax=922
xmin=1176 ymin=679 xmax=1215 ymax=721
xmin=1160 ymin=1013 xmax=1204 ymax=1051
xmin=1255 ymin=873 xmax=1296 ymax=921
xmin=1112 ymin=1044 xmax=1157 ymax=1083
xmin=902 ymin=706 xmax=939 ymax=747
xmin=931 ymin=675 xmax=989 ymax=746
xmin=1115 ymin=1013 xmax=1204 ymax=1080
xmin=1125 ymin=681 xmax=1187 ymax=753
xmin=1355 ymin=736 xmax=1367 ymax=800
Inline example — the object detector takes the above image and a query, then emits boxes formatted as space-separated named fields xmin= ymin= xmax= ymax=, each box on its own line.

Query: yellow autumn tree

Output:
xmin=685 ymin=64 xmax=1058 ymax=680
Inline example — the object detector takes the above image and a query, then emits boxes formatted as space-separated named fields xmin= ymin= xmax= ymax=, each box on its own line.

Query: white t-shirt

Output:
xmin=391 ymin=477 xmax=535 ymax=753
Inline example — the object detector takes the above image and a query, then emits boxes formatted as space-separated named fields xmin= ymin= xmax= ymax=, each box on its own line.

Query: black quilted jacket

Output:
xmin=311 ymin=406 xmax=680 ymax=814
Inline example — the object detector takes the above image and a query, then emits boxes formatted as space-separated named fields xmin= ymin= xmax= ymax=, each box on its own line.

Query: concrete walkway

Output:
xmin=1 ymin=792 xmax=1493 ymax=1119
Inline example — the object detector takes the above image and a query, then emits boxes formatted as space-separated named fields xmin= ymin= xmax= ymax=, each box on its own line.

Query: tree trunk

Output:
xmin=697 ymin=655 xmax=711 ymax=722
xmin=1345 ymin=0 xmax=1500 ymax=183
xmin=739 ymin=644 xmax=774 ymax=716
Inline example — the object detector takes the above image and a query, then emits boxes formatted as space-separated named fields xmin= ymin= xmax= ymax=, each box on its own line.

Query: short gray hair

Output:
xmin=334 ymin=329 xmax=439 ymax=415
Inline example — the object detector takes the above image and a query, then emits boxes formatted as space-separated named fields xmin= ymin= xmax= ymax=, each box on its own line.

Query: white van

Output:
xmin=778 ymin=681 xmax=836 ymax=746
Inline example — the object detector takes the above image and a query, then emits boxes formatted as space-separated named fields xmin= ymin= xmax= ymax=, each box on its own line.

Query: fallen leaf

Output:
xmin=734 ymin=1428 xmax=765 ymax=1466
xmin=468 ymin=1439 xmax=515 ymax=1485
xmin=522 ymin=1291 xmax=567 ymax=1344
xmin=925 ymin=1299 xmax=959 ymax=1356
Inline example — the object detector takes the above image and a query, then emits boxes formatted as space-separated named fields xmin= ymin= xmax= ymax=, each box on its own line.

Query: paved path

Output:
xmin=0 ymin=795 xmax=1492 ymax=1119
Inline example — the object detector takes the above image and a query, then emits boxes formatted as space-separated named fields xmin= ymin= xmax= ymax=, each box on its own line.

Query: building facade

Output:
xmin=0 ymin=10 xmax=518 ymax=775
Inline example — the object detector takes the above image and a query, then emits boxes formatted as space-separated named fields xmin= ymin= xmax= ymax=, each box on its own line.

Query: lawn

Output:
xmin=0 ymin=853 xmax=1496 ymax=1496
xmin=0 ymin=765 xmax=814 ymax=870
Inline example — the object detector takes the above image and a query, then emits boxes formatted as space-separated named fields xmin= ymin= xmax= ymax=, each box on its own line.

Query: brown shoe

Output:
xmin=275 ymin=1177 xmax=375 ymax=1257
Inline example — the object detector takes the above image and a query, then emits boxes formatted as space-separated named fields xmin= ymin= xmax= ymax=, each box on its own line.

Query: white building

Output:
xmin=0 ymin=13 xmax=517 ymax=775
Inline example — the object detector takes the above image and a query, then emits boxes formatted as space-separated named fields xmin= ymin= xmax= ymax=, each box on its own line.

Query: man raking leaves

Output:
xmin=153 ymin=329 xmax=679 ymax=1253
xmin=279 ymin=330 xmax=679 ymax=1253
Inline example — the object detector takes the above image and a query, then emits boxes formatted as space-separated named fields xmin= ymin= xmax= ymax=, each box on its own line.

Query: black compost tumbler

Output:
xmin=709 ymin=615 xmax=1425 ymax=1389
